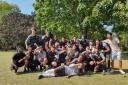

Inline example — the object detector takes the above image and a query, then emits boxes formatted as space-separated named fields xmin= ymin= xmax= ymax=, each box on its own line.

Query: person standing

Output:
xmin=104 ymin=32 xmax=125 ymax=74
xmin=25 ymin=25 xmax=40 ymax=50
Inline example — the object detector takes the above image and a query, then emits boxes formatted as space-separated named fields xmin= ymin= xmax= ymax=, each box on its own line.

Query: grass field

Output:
xmin=0 ymin=51 xmax=128 ymax=85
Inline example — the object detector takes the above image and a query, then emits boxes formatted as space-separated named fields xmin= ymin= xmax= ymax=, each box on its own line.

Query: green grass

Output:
xmin=0 ymin=51 xmax=128 ymax=85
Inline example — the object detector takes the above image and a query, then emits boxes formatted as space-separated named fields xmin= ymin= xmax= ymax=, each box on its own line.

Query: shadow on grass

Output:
xmin=124 ymin=69 xmax=128 ymax=73
xmin=16 ymin=70 xmax=42 ymax=75
xmin=107 ymin=68 xmax=128 ymax=76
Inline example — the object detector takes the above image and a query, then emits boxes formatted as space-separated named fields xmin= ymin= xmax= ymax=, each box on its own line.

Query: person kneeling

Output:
xmin=10 ymin=46 xmax=26 ymax=73
xmin=93 ymin=49 xmax=107 ymax=74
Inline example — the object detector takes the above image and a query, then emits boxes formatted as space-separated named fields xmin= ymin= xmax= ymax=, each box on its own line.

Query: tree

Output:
xmin=33 ymin=0 xmax=128 ymax=50
xmin=0 ymin=12 xmax=36 ymax=50
xmin=33 ymin=0 xmax=108 ymax=39
xmin=92 ymin=0 xmax=128 ymax=50
xmin=0 ymin=1 xmax=20 ymax=23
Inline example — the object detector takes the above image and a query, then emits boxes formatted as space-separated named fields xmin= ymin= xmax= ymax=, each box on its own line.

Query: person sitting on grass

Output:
xmin=24 ymin=45 xmax=35 ymax=72
xmin=34 ymin=46 xmax=48 ymax=70
xmin=58 ymin=46 xmax=67 ymax=65
xmin=46 ymin=46 xmax=60 ymax=69
xmin=95 ymin=39 xmax=111 ymax=72
xmin=38 ymin=63 xmax=84 ymax=79
xmin=10 ymin=46 xmax=26 ymax=73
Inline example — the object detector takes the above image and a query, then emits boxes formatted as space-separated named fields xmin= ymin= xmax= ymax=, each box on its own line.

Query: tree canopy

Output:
xmin=0 ymin=0 xmax=128 ymax=50
xmin=33 ymin=0 xmax=128 ymax=38
xmin=0 ymin=12 xmax=35 ymax=50
xmin=0 ymin=1 xmax=20 ymax=22
xmin=33 ymin=0 xmax=128 ymax=50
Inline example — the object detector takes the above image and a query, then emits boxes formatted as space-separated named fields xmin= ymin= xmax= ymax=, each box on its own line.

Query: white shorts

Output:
xmin=111 ymin=51 xmax=122 ymax=60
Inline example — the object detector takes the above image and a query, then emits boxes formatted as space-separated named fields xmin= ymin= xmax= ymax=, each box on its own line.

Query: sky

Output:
xmin=2 ymin=0 xmax=35 ymax=15
xmin=103 ymin=25 xmax=113 ymax=32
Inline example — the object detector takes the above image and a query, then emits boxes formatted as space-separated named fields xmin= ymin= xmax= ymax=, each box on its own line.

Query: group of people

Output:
xmin=10 ymin=26 xmax=126 ymax=79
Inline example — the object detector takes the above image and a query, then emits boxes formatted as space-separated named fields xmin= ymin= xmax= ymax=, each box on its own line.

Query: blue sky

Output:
xmin=2 ymin=0 xmax=35 ymax=14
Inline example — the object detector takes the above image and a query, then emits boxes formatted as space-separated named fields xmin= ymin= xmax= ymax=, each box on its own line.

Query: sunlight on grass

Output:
xmin=0 ymin=51 xmax=128 ymax=85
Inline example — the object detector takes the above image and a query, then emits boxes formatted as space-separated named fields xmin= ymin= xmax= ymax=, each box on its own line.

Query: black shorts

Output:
xmin=95 ymin=64 xmax=107 ymax=71
xmin=15 ymin=61 xmax=25 ymax=67
xmin=83 ymin=61 xmax=90 ymax=71
xmin=55 ymin=66 xmax=65 ymax=76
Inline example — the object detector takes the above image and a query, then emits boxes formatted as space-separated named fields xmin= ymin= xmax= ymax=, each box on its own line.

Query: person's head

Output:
xmin=61 ymin=37 xmax=66 ymax=42
xmin=89 ymin=40 xmax=94 ymax=46
xmin=51 ymin=61 xmax=57 ymax=68
xmin=72 ymin=45 xmax=77 ymax=50
xmin=81 ymin=35 xmax=84 ymax=40
xmin=46 ymin=32 xmax=50 ymax=37
xmin=61 ymin=46 xmax=66 ymax=50
xmin=78 ymin=54 xmax=84 ymax=63
xmin=27 ymin=45 xmax=33 ymax=52
xmin=54 ymin=35 xmax=58 ymax=40
xmin=79 ymin=44 xmax=83 ymax=49
xmin=73 ymin=37 xmax=77 ymax=41
xmin=39 ymin=46 xmax=44 ymax=52
xmin=95 ymin=48 xmax=100 ymax=54
xmin=107 ymin=32 xmax=112 ymax=40
xmin=31 ymin=26 xmax=37 ymax=35
xmin=54 ymin=42 xmax=59 ymax=48
xmin=17 ymin=46 xmax=23 ymax=53
xmin=86 ymin=46 xmax=90 ymax=52
xmin=51 ymin=46 xmax=55 ymax=52
xmin=67 ymin=42 xmax=72 ymax=48
xmin=95 ymin=39 xmax=100 ymax=45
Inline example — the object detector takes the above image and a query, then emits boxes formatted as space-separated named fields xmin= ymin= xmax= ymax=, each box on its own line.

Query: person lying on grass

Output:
xmin=38 ymin=63 xmax=84 ymax=79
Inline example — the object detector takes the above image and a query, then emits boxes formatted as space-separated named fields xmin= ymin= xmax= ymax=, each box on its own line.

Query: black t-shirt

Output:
xmin=26 ymin=51 xmax=34 ymax=63
xmin=42 ymin=35 xmax=50 ymax=42
xmin=26 ymin=34 xmax=41 ymax=49
xmin=59 ymin=51 xmax=67 ymax=63
xmin=13 ymin=52 xmax=26 ymax=63
xmin=47 ymin=51 xmax=56 ymax=63
xmin=99 ymin=42 xmax=111 ymax=55
xmin=60 ymin=41 xmax=67 ymax=47
xmin=93 ymin=55 xmax=103 ymax=62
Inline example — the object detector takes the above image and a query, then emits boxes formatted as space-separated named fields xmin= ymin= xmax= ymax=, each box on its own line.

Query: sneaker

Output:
xmin=43 ymin=66 xmax=46 ymax=71
xmin=119 ymin=69 xmax=125 ymax=75
xmin=106 ymin=69 xmax=110 ymax=74
xmin=10 ymin=65 xmax=15 ymax=71
xmin=110 ymin=69 xmax=114 ymax=73
xmin=40 ymin=66 xmax=43 ymax=71
xmin=23 ymin=68 xmax=28 ymax=72
xmin=93 ymin=71 xmax=96 ymax=74
xmin=102 ymin=70 xmax=106 ymax=75
xmin=14 ymin=67 xmax=18 ymax=73
xmin=38 ymin=75 xmax=44 ymax=80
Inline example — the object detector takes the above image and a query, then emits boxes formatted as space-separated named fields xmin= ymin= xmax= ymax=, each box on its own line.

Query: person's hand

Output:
xmin=66 ymin=75 xmax=72 ymax=79
xmin=97 ymin=62 xmax=100 ymax=65
xmin=18 ymin=59 xmax=22 ymax=63
xmin=100 ymin=50 xmax=104 ymax=53
xmin=26 ymin=46 xmax=28 ymax=49
xmin=33 ymin=50 xmax=37 ymax=55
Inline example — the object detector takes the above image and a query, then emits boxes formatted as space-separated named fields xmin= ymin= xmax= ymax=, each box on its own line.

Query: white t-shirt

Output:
xmin=35 ymin=50 xmax=46 ymax=61
xmin=104 ymin=39 xmax=120 ymax=52
xmin=64 ymin=64 xmax=78 ymax=75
